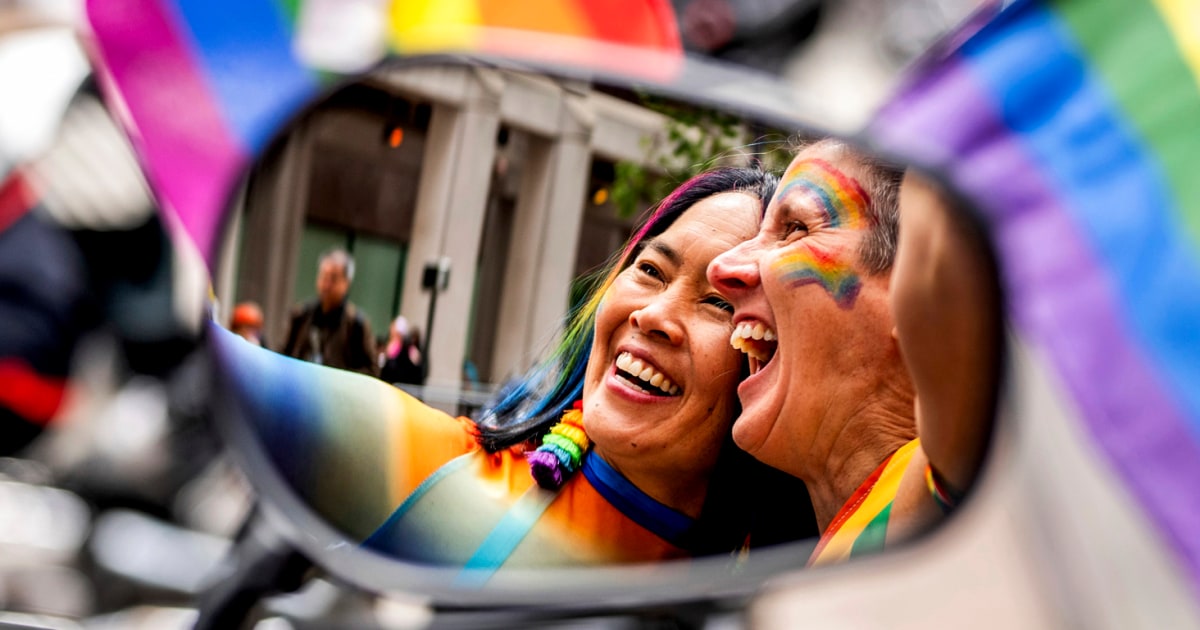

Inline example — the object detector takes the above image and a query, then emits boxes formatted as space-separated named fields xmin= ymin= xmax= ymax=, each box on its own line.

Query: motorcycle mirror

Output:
xmin=76 ymin=1 xmax=1200 ymax=627
xmin=81 ymin=0 xmax=1007 ymax=619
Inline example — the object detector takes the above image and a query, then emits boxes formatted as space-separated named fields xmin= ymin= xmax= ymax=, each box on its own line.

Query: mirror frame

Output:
xmin=84 ymin=0 xmax=1200 ymax=624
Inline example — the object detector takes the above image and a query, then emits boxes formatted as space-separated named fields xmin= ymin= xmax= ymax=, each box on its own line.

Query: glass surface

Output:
xmin=207 ymin=57 xmax=1001 ymax=604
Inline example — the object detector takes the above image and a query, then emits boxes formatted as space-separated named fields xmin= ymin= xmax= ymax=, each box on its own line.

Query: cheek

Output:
xmin=583 ymin=344 xmax=603 ymax=397
xmin=695 ymin=329 xmax=742 ymax=388
xmin=591 ymin=287 xmax=623 ymax=338
xmin=767 ymin=242 xmax=862 ymax=309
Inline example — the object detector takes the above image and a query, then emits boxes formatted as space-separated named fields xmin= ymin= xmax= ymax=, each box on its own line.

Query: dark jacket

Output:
xmin=281 ymin=300 xmax=378 ymax=376
xmin=380 ymin=342 xmax=426 ymax=386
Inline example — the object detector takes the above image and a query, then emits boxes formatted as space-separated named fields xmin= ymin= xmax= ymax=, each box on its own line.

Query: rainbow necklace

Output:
xmin=528 ymin=401 xmax=590 ymax=489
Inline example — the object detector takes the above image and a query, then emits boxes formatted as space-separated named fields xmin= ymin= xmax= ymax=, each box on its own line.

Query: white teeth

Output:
xmin=614 ymin=352 xmax=677 ymax=396
xmin=729 ymin=322 xmax=777 ymax=363
xmin=730 ymin=321 xmax=776 ymax=341
xmin=616 ymin=353 xmax=632 ymax=371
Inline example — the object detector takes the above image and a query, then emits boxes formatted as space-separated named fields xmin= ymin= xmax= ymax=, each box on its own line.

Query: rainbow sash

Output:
xmin=807 ymin=439 xmax=920 ymax=567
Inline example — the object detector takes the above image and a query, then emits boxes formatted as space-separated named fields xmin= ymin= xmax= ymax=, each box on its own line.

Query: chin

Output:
xmin=730 ymin=406 xmax=773 ymax=459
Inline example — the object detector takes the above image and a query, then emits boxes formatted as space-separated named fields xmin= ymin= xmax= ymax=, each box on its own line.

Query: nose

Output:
xmin=708 ymin=240 xmax=760 ymax=297
xmin=629 ymin=296 xmax=685 ymax=346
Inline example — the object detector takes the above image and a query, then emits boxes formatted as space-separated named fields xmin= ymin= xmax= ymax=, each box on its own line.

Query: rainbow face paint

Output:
xmin=774 ymin=158 xmax=871 ymax=231
xmin=769 ymin=158 xmax=872 ymax=309
xmin=772 ymin=246 xmax=863 ymax=308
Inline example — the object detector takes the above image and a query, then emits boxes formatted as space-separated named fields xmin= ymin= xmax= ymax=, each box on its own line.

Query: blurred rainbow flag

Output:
xmin=85 ymin=0 xmax=680 ymax=266
xmin=871 ymin=0 xmax=1200 ymax=598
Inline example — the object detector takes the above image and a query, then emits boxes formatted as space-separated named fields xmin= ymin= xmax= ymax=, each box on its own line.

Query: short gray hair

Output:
xmin=801 ymin=139 xmax=904 ymax=275
xmin=319 ymin=248 xmax=355 ymax=283
xmin=857 ymin=151 xmax=904 ymax=275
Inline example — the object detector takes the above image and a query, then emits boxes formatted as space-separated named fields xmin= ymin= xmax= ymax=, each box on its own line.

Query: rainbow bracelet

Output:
xmin=924 ymin=464 xmax=965 ymax=515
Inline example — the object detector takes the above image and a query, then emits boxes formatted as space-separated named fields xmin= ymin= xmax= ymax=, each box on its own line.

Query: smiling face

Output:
xmin=582 ymin=192 xmax=759 ymax=498
xmin=707 ymin=145 xmax=913 ymax=478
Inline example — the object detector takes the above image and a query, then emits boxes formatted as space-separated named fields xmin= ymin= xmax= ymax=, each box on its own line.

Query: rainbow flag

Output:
xmin=870 ymin=0 xmax=1200 ymax=597
xmin=85 ymin=0 xmax=680 ymax=266
xmin=208 ymin=324 xmax=480 ymax=540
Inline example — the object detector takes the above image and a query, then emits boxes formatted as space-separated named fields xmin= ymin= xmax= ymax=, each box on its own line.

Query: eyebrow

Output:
xmin=645 ymin=238 xmax=681 ymax=266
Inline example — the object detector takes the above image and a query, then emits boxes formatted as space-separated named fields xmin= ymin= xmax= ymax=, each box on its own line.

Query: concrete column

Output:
xmin=214 ymin=186 xmax=243 ymax=326
xmin=235 ymin=123 xmax=313 ymax=348
xmin=489 ymin=89 xmax=593 ymax=379
xmin=398 ymin=68 xmax=502 ymax=390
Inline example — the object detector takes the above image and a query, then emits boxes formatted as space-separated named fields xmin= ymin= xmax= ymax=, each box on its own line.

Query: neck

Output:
xmin=795 ymin=389 xmax=916 ymax=533
xmin=592 ymin=447 xmax=711 ymax=518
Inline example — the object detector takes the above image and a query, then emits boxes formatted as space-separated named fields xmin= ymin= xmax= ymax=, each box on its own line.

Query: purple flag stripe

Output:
xmin=86 ymin=0 xmax=248 ymax=263
xmin=871 ymin=55 xmax=1200 ymax=593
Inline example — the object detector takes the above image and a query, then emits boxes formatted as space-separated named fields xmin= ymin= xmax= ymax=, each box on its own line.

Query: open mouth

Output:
xmin=614 ymin=352 xmax=680 ymax=396
xmin=730 ymin=322 xmax=777 ymax=375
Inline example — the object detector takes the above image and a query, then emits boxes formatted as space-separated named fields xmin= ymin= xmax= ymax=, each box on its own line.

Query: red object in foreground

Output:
xmin=0 ymin=358 xmax=68 ymax=425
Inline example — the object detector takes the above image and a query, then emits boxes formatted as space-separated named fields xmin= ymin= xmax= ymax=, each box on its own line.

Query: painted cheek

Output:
xmin=770 ymin=243 xmax=862 ymax=309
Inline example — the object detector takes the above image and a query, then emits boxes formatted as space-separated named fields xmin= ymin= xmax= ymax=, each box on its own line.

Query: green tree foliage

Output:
xmin=610 ymin=95 xmax=794 ymax=218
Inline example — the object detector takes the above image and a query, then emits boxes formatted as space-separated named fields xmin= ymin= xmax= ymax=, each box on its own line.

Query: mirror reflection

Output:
xmin=707 ymin=144 xmax=1000 ymax=565
xmin=209 ymin=60 xmax=999 ymax=584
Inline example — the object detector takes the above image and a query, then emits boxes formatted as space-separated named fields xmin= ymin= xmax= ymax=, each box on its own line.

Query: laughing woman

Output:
xmin=707 ymin=140 xmax=997 ymax=566
xmin=210 ymin=167 xmax=812 ymax=577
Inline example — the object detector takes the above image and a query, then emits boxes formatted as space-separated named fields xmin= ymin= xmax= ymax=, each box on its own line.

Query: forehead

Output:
xmin=318 ymin=258 xmax=345 ymax=275
xmin=771 ymin=148 xmax=871 ymax=226
xmin=657 ymin=192 xmax=759 ymax=252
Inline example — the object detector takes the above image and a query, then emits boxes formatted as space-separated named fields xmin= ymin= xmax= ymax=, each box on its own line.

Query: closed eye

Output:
xmin=703 ymin=295 xmax=734 ymax=314
xmin=784 ymin=220 xmax=808 ymax=239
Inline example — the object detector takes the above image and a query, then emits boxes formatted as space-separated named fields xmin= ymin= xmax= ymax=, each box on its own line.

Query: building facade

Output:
xmin=218 ymin=63 xmax=704 ymax=394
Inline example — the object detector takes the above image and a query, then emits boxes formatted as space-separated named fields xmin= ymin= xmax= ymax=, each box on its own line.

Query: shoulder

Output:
xmin=288 ymin=300 xmax=315 ymax=323
xmin=344 ymin=302 xmax=373 ymax=332
xmin=343 ymin=301 xmax=368 ymax=325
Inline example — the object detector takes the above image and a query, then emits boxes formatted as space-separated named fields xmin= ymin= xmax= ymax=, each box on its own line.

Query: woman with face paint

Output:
xmin=707 ymin=140 xmax=998 ymax=566
xmin=211 ymin=167 xmax=814 ymax=579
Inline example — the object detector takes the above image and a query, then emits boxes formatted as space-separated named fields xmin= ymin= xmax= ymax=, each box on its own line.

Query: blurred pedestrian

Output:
xmin=281 ymin=249 xmax=378 ymax=376
xmin=379 ymin=315 xmax=425 ymax=385
xmin=229 ymin=301 xmax=266 ymax=347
